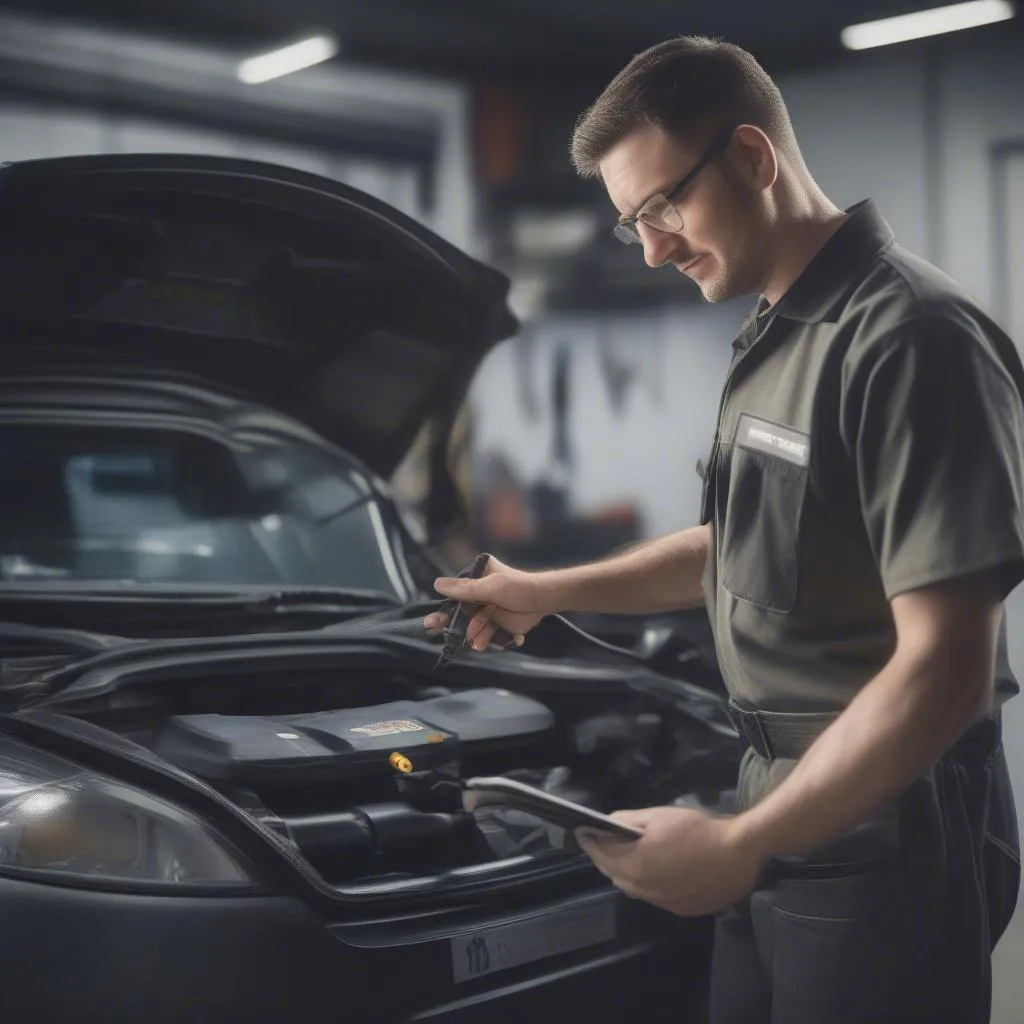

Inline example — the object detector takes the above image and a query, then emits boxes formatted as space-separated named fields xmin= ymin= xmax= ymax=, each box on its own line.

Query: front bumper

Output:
xmin=0 ymin=876 xmax=712 ymax=1023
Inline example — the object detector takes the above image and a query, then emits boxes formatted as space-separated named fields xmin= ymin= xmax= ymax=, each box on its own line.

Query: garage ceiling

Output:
xmin=0 ymin=0 xmax=1018 ymax=311
xmin=0 ymin=0 xmax=1018 ymax=82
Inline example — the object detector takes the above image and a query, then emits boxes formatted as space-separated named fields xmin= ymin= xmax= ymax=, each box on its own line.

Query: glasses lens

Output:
xmin=639 ymin=195 xmax=683 ymax=234
xmin=612 ymin=222 xmax=640 ymax=245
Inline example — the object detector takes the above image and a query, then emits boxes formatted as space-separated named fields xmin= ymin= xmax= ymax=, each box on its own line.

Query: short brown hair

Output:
xmin=570 ymin=36 xmax=800 ymax=178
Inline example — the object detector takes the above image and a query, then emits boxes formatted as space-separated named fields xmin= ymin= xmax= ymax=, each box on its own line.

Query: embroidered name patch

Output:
xmin=735 ymin=414 xmax=810 ymax=467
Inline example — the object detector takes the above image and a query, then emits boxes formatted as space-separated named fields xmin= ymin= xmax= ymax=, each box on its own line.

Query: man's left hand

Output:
xmin=575 ymin=806 xmax=762 ymax=917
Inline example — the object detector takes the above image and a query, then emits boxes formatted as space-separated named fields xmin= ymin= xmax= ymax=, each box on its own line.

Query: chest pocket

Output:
xmin=718 ymin=414 xmax=810 ymax=614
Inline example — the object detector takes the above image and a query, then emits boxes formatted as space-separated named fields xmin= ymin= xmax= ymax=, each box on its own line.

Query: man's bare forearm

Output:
xmin=538 ymin=525 xmax=709 ymax=616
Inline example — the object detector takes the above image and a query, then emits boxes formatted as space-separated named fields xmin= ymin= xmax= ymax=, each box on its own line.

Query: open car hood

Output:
xmin=0 ymin=154 xmax=519 ymax=478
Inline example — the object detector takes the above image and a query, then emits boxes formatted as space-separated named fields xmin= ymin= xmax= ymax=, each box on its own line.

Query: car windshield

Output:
xmin=0 ymin=424 xmax=410 ymax=598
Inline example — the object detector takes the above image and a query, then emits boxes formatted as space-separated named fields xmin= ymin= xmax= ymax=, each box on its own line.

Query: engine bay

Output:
xmin=55 ymin=662 xmax=739 ymax=886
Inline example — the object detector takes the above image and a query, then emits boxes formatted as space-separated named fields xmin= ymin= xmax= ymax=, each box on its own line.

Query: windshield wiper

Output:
xmin=240 ymin=587 xmax=404 ymax=613
xmin=0 ymin=620 xmax=124 ymax=655
xmin=0 ymin=585 xmax=405 ymax=623
xmin=0 ymin=583 xmax=401 ymax=603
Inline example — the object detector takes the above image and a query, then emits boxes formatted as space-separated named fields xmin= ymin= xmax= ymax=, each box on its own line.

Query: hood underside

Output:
xmin=0 ymin=154 xmax=519 ymax=477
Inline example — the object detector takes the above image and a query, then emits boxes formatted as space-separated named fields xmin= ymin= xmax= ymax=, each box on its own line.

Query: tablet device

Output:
xmin=462 ymin=776 xmax=642 ymax=841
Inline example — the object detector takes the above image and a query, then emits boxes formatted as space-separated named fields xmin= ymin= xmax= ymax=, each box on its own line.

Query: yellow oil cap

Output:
xmin=389 ymin=752 xmax=414 ymax=773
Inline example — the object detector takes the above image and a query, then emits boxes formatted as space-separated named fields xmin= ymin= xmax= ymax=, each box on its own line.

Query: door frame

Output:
xmin=990 ymin=140 xmax=1024 ymax=334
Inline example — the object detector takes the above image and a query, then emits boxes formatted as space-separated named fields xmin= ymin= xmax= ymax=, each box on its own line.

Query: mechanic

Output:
xmin=424 ymin=35 xmax=1024 ymax=1024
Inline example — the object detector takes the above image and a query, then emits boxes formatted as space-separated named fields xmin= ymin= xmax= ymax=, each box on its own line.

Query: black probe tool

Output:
xmin=433 ymin=552 xmax=521 ymax=672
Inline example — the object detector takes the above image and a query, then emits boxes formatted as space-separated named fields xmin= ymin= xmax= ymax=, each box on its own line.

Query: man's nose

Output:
xmin=638 ymin=222 xmax=681 ymax=268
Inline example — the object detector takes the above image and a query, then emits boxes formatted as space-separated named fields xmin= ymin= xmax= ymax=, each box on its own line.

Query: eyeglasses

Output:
xmin=612 ymin=122 xmax=738 ymax=245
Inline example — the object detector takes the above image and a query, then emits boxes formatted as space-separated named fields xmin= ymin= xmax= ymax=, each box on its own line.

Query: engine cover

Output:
xmin=154 ymin=688 xmax=555 ymax=783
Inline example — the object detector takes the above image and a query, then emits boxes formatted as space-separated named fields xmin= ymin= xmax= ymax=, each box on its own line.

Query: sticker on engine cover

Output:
xmin=349 ymin=719 xmax=426 ymax=736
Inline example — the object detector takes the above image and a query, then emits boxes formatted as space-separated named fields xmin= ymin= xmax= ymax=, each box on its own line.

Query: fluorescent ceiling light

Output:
xmin=841 ymin=0 xmax=1015 ymax=49
xmin=237 ymin=34 xmax=338 ymax=84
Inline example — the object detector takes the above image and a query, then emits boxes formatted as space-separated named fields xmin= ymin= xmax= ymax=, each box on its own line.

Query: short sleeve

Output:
xmin=842 ymin=314 xmax=1024 ymax=600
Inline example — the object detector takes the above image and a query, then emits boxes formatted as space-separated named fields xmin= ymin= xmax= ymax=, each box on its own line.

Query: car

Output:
xmin=0 ymin=153 xmax=739 ymax=1024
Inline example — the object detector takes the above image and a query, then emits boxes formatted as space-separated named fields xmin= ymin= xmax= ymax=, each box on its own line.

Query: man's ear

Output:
xmin=730 ymin=124 xmax=778 ymax=192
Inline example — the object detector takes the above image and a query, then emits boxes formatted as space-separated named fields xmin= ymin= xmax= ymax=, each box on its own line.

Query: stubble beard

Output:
xmin=697 ymin=253 xmax=760 ymax=304
xmin=697 ymin=221 xmax=771 ymax=304
xmin=698 ymin=180 xmax=771 ymax=304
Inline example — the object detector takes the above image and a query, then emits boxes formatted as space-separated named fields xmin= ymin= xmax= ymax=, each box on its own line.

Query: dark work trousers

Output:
xmin=709 ymin=713 xmax=1021 ymax=1024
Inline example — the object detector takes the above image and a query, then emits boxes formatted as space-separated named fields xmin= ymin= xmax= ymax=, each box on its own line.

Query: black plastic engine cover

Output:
xmin=154 ymin=688 xmax=555 ymax=783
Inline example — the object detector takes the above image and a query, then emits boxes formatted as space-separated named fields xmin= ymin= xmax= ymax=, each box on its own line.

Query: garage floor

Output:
xmin=992 ymin=905 xmax=1024 ymax=1023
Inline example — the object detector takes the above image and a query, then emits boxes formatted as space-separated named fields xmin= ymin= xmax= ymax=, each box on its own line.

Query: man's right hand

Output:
xmin=423 ymin=555 xmax=552 ymax=652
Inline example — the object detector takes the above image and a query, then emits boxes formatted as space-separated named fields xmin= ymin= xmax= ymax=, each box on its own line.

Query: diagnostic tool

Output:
xmin=433 ymin=553 xmax=521 ymax=672
xmin=462 ymin=776 xmax=643 ymax=841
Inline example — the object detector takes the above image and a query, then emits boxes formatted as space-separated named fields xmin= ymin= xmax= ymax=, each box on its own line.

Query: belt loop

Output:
xmin=751 ymin=712 xmax=775 ymax=761
xmin=727 ymin=700 xmax=776 ymax=761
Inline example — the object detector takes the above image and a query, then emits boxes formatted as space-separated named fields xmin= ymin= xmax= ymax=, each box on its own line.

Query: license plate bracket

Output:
xmin=450 ymin=895 xmax=618 ymax=984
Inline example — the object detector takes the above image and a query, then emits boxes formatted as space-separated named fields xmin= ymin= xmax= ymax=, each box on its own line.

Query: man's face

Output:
xmin=599 ymin=123 xmax=769 ymax=303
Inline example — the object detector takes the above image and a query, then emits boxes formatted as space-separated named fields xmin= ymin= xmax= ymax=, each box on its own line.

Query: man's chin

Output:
xmin=698 ymin=273 xmax=754 ymax=304
xmin=697 ymin=280 xmax=733 ymax=304
xmin=689 ymin=266 xmax=726 ymax=303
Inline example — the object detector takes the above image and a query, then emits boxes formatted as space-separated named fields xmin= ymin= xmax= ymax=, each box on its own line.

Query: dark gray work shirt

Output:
xmin=699 ymin=201 xmax=1024 ymax=734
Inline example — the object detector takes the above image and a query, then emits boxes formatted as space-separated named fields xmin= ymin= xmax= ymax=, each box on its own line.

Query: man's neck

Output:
xmin=760 ymin=195 xmax=848 ymax=306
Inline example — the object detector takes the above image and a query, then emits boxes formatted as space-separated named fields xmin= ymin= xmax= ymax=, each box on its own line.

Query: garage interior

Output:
xmin=0 ymin=0 xmax=1022 ymax=1020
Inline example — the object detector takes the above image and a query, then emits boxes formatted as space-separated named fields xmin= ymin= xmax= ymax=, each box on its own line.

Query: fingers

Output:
xmin=423 ymin=611 xmax=449 ymax=635
xmin=608 ymin=809 xmax=655 ymax=829
xmin=433 ymin=576 xmax=459 ymax=596
xmin=434 ymin=576 xmax=485 ymax=601
xmin=581 ymin=835 xmax=636 ymax=866
xmin=422 ymin=603 xmax=499 ymax=652
xmin=574 ymin=828 xmax=609 ymax=857
xmin=575 ymin=832 xmax=638 ymax=897
xmin=425 ymin=585 xmax=528 ymax=653
xmin=466 ymin=609 xmax=528 ymax=652
xmin=467 ymin=607 xmax=497 ymax=651
xmin=575 ymin=832 xmax=610 ymax=874
xmin=613 ymin=879 xmax=646 ymax=901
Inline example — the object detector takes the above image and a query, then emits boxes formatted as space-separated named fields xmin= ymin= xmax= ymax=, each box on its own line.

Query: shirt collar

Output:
xmin=765 ymin=199 xmax=896 ymax=326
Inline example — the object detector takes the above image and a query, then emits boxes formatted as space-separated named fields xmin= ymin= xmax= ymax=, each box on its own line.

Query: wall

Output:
xmin=0 ymin=10 xmax=476 ymax=251
xmin=940 ymin=38 xmax=1024 ymax=313
xmin=470 ymin=299 xmax=742 ymax=541
xmin=0 ymin=101 xmax=424 ymax=222
xmin=781 ymin=47 xmax=931 ymax=259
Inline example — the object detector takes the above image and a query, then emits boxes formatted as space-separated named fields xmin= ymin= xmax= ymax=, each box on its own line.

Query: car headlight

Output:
xmin=0 ymin=760 xmax=255 ymax=889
